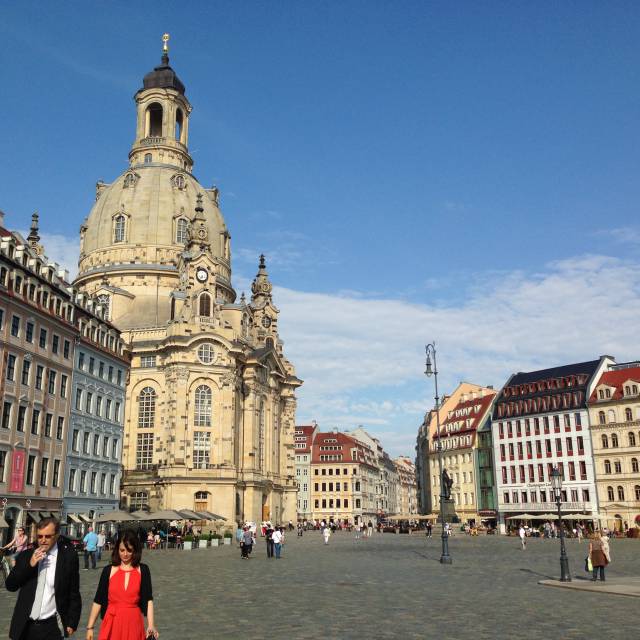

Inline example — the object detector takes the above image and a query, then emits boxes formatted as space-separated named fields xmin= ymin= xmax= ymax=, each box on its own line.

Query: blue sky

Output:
xmin=2 ymin=2 xmax=640 ymax=456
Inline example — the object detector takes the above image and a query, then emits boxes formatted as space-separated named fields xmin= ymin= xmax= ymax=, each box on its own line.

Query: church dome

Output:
xmin=77 ymin=164 xmax=227 ymax=278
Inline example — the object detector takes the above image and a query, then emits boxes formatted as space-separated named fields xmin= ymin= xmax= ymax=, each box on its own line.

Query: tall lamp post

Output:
xmin=425 ymin=342 xmax=452 ymax=565
xmin=550 ymin=466 xmax=571 ymax=582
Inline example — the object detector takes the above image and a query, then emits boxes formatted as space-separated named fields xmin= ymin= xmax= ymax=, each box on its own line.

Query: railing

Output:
xmin=140 ymin=136 xmax=166 ymax=146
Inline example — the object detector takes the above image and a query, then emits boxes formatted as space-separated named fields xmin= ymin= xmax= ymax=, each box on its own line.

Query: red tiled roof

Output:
xmin=311 ymin=431 xmax=374 ymax=465
xmin=589 ymin=367 xmax=640 ymax=402
xmin=294 ymin=424 xmax=317 ymax=453
xmin=440 ymin=391 xmax=496 ymax=436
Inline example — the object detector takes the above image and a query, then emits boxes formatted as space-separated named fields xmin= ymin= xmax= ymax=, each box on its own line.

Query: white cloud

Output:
xmin=277 ymin=253 xmax=640 ymax=455
xmin=595 ymin=227 xmax=640 ymax=245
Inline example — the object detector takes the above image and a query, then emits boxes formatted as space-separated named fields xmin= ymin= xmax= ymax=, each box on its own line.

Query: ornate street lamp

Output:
xmin=550 ymin=466 xmax=571 ymax=582
xmin=425 ymin=343 xmax=452 ymax=565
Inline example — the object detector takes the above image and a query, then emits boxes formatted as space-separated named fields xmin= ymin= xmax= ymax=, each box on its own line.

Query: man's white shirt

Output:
xmin=272 ymin=530 xmax=282 ymax=544
xmin=31 ymin=545 xmax=58 ymax=620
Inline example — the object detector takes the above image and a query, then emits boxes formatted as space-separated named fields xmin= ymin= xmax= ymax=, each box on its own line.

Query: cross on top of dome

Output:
xmin=142 ymin=32 xmax=185 ymax=95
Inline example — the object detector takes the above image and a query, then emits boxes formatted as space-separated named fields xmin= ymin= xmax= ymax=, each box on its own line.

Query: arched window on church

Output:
xmin=138 ymin=387 xmax=156 ymax=428
xmin=199 ymin=293 xmax=211 ymax=317
xmin=144 ymin=153 xmax=152 ymax=164
xmin=194 ymin=385 xmax=212 ymax=427
xmin=113 ymin=215 xmax=126 ymax=243
xmin=147 ymin=102 xmax=163 ymax=137
xmin=176 ymin=218 xmax=189 ymax=244
xmin=175 ymin=108 xmax=183 ymax=142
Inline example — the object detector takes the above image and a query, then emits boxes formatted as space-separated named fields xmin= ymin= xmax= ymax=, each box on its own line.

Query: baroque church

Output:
xmin=73 ymin=39 xmax=302 ymax=524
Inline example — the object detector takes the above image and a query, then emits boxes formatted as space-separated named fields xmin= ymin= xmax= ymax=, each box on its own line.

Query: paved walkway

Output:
xmin=540 ymin=575 xmax=640 ymax=597
xmin=1 ymin=532 xmax=638 ymax=638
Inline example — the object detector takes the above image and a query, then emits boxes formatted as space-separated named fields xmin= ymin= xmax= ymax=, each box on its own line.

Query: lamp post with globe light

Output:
xmin=550 ymin=466 xmax=571 ymax=582
xmin=424 ymin=342 xmax=452 ymax=565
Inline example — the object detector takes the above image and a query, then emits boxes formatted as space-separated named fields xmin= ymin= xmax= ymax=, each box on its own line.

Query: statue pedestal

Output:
xmin=440 ymin=499 xmax=457 ymax=522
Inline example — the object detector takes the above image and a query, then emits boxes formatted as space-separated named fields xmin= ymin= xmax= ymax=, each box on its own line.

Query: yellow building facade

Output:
xmin=588 ymin=365 xmax=640 ymax=532
xmin=73 ymin=43 xmax=301 ymax=525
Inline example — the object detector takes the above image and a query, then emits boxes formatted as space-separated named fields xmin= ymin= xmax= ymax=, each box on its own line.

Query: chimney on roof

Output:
xmin=0 ymin=210 xmax=4 ymax=226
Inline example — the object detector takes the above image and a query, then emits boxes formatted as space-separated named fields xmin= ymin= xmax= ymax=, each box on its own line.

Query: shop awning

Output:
xmin=78 ymin=514 xmax=92 ymax=523
xmin=199 ymin=511 xmax=227 ymax=521
xmin=67 ymin=514 xmax=82 ymax=524
xmin=0 ymin=515 xmax=9 ymax=528
xmin=39 ymin=511 xmax=52 ymax=519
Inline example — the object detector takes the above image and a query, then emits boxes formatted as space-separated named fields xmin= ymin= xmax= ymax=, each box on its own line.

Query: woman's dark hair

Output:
xmin=111 ymin=529 xmax=142 ymax=567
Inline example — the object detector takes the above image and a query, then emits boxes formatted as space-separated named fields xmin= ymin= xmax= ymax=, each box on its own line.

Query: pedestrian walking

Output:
xmin=426 ymin=522 xmax=432 ymax=538
xmin=323 ymin=527 xmax=331 ymax=545
xmin=589 ymin=531 xmax=610 ymax=582
xmin=519 ymin=525 xmax=526 ymax=550
xmin=273 ymin=527 xmax=283 ymax=559
xmin=84 ymin=526 xmax=99 ymax=570
xmin=85 ymin=529 xmax=158 ymax=640
xmin=297 ymin=522 xmax=303 ymax=537
xmin=241 ymin=527 xmax=253 ymax=559
xmin=367 ymin=521 xmax=373 ymax=538
xmin=5 ymin=516 xmax=82 ymax=640
xmin=354 ymin=522 xmax=361 ymax=540
xmin=97 ymin=530 xmax=106 ymax=561
xmin=235 ymin=523 xmax=243 ymax=548
xmin=265 ymin=523 xmax=275 ymax=558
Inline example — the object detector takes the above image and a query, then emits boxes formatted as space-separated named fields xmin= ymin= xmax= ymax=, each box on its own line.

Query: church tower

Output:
xmin=74 ymin=37 xmax=301 ymax=524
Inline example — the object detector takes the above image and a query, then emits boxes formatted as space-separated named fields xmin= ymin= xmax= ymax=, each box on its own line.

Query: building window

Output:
xmin=16 ymin=406 xmax=26 ymax=432
xmin=635 ymin=485 xmax=640 ymax=501
xmin=611 ymin=433 xmax=619 ymax=447
xmin=136 ymin=433 xmax=154 ymax=470
xmin=629 ymin=432 xmax=636 ymax=447
xmin=1 ymin=401 xmax=11 ymax=429
xmin=601 ymin=434 xmax=609 ymax=448
xmin=35 ymin=365 xmax=43 ymax=389
xmin=20 ymin=360 xmax=30 ymax=385
xmin=176 ymin=218 xmax=189 ymax=244
xmin=85 ymin=391 xmax=92 ymax=413
xmin=632 ymin=458 xmax=639 ymax=473
xmin=140 ymin=355 xmax=156 ymax=368
xmin=6 ymin=354 xmax=16 ymax=381
xmin=39 ymin=328 xmax=47 ymax=349
xmin=617 ymin=486 xmax=625 ymax=501
xmin=193 ymin=431 xmax=211 ymax=468
xmin=72 ymin=429 xmax=79 ymax=451
xmin=199 ymin=293 xmax=211 ymax=317
xmin=194 ymin=385 xmax=212 ymax=426
xmin=80 ymin=470 xmax=87 ymax=493
xmin=39 ymin=457 xmax=48 ymax=486
xmin=83 ymin=432 xmax=90 ymax=454
xmin=63 ymin=339 xmax=70 ymax=359
xmin=614 ymin=460 xmax=622 ymax=473
xmin=113 ymin=215 xmax=126 ymax=243
xmin=56 ymin=416 xmax=64 ymax=440
xmin=31 ymin=409 xmax=40 ymax=435
xmin=130 ymin=492 xmax=149 ymax=511
xmin=60 ymin=375 xmax=67 ymax=399
xmin=52 ymin=335 xmax=59 ymax=354
xmin=599 ymin=411 xmax=606 ymax=425
xmin=10 ymin=315 xmax=20 ymax=337
xmin=110 ymin=474 xmax=117 ymax=496
xmin=25 ymin=322 xmax=34 ymax=343
xmin=26 ymin=455 xmax=36 ymax=485
xmin=604 ymin=460 xmax=611 ymax=474
xmin=47 ymin=370 xmax=56 ymax=394
xmin=138 ymin=387 xmax=156 ymax=428
xmin=68 ymin=468 xmax=76 ymax=492
xmin=197 ymin=343 xmax=215 ymax=364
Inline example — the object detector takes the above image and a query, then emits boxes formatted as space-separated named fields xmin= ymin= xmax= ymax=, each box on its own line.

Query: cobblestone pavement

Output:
xmin=2 ymin=532 xmax=638 ymax=639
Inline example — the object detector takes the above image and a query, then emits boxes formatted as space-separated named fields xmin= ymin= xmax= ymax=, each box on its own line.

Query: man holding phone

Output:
xmin=6 ymin=517 xmax=82 ymax=639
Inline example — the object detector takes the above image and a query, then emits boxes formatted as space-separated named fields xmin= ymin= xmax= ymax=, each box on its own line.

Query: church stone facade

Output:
xmin=73 ymin=44 xmax=302 ymax=525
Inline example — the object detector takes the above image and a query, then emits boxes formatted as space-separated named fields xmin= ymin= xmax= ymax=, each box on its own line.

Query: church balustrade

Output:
xmin=140 ymin=136 xmax=166 ymax=146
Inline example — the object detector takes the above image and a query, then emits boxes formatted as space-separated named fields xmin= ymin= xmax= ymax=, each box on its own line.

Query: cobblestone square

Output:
xmin=2 ymin=532 xmax=637 ymax=639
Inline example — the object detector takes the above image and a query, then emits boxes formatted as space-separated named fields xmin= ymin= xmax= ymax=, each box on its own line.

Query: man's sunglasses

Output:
xmin=37 ymin=534 xmax=56 ymax=540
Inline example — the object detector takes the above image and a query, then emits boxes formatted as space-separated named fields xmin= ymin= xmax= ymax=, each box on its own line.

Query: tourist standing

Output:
xmin=297 ymin=522 xmax=304 ymax=537
xmin=5 ymin=517 xmax=82 ymax=640
xmin=367 ymin=521 xmax=373 ymax=538
xmin=589 ymin=531 xmax=609 ymax=581
xmin=265 ymin=523 xmax=275 ymax=558
xmin=97 ymin=530 xmax=106 ymax=561
xmin=85 ymin=529 xmax=158 ymax=640
xmin=241 ymin=527 xmax=253 ymax=559
xmin=426 ymin=522 xmax=432 ymax=538
xmin=519 ymin=525 xmax=526 ymax=550
xmin=273 ymin=527 xmax=283 ymax=559
xmin=84 ymin=526 xmax=99 ymax=570
xmin=323 ymin=526 xmax=331 ymax=545
xmin=354 ymin=522 xmax=361 ymax=540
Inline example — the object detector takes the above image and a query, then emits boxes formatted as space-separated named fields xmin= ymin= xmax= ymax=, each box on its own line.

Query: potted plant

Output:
xmin=183 ymin=534 xmax=193 ymax=550
xmin=211 ymin=533 xmax=222 ymax=547
xmin=223 ymin=532 xmax=232 ymax=545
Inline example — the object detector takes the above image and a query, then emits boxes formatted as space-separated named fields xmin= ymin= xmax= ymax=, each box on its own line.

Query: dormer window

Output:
xmin=113 ymin=215 xmax=126 ymax=243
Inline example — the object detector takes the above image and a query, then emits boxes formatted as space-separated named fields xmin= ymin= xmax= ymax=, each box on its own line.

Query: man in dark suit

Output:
xmin=6 ymin=517 xmax=81 ymax=639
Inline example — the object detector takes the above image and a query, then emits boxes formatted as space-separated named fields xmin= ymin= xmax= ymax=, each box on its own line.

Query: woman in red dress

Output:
xmin=85 ymin=530 xmax=158 ymax=640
